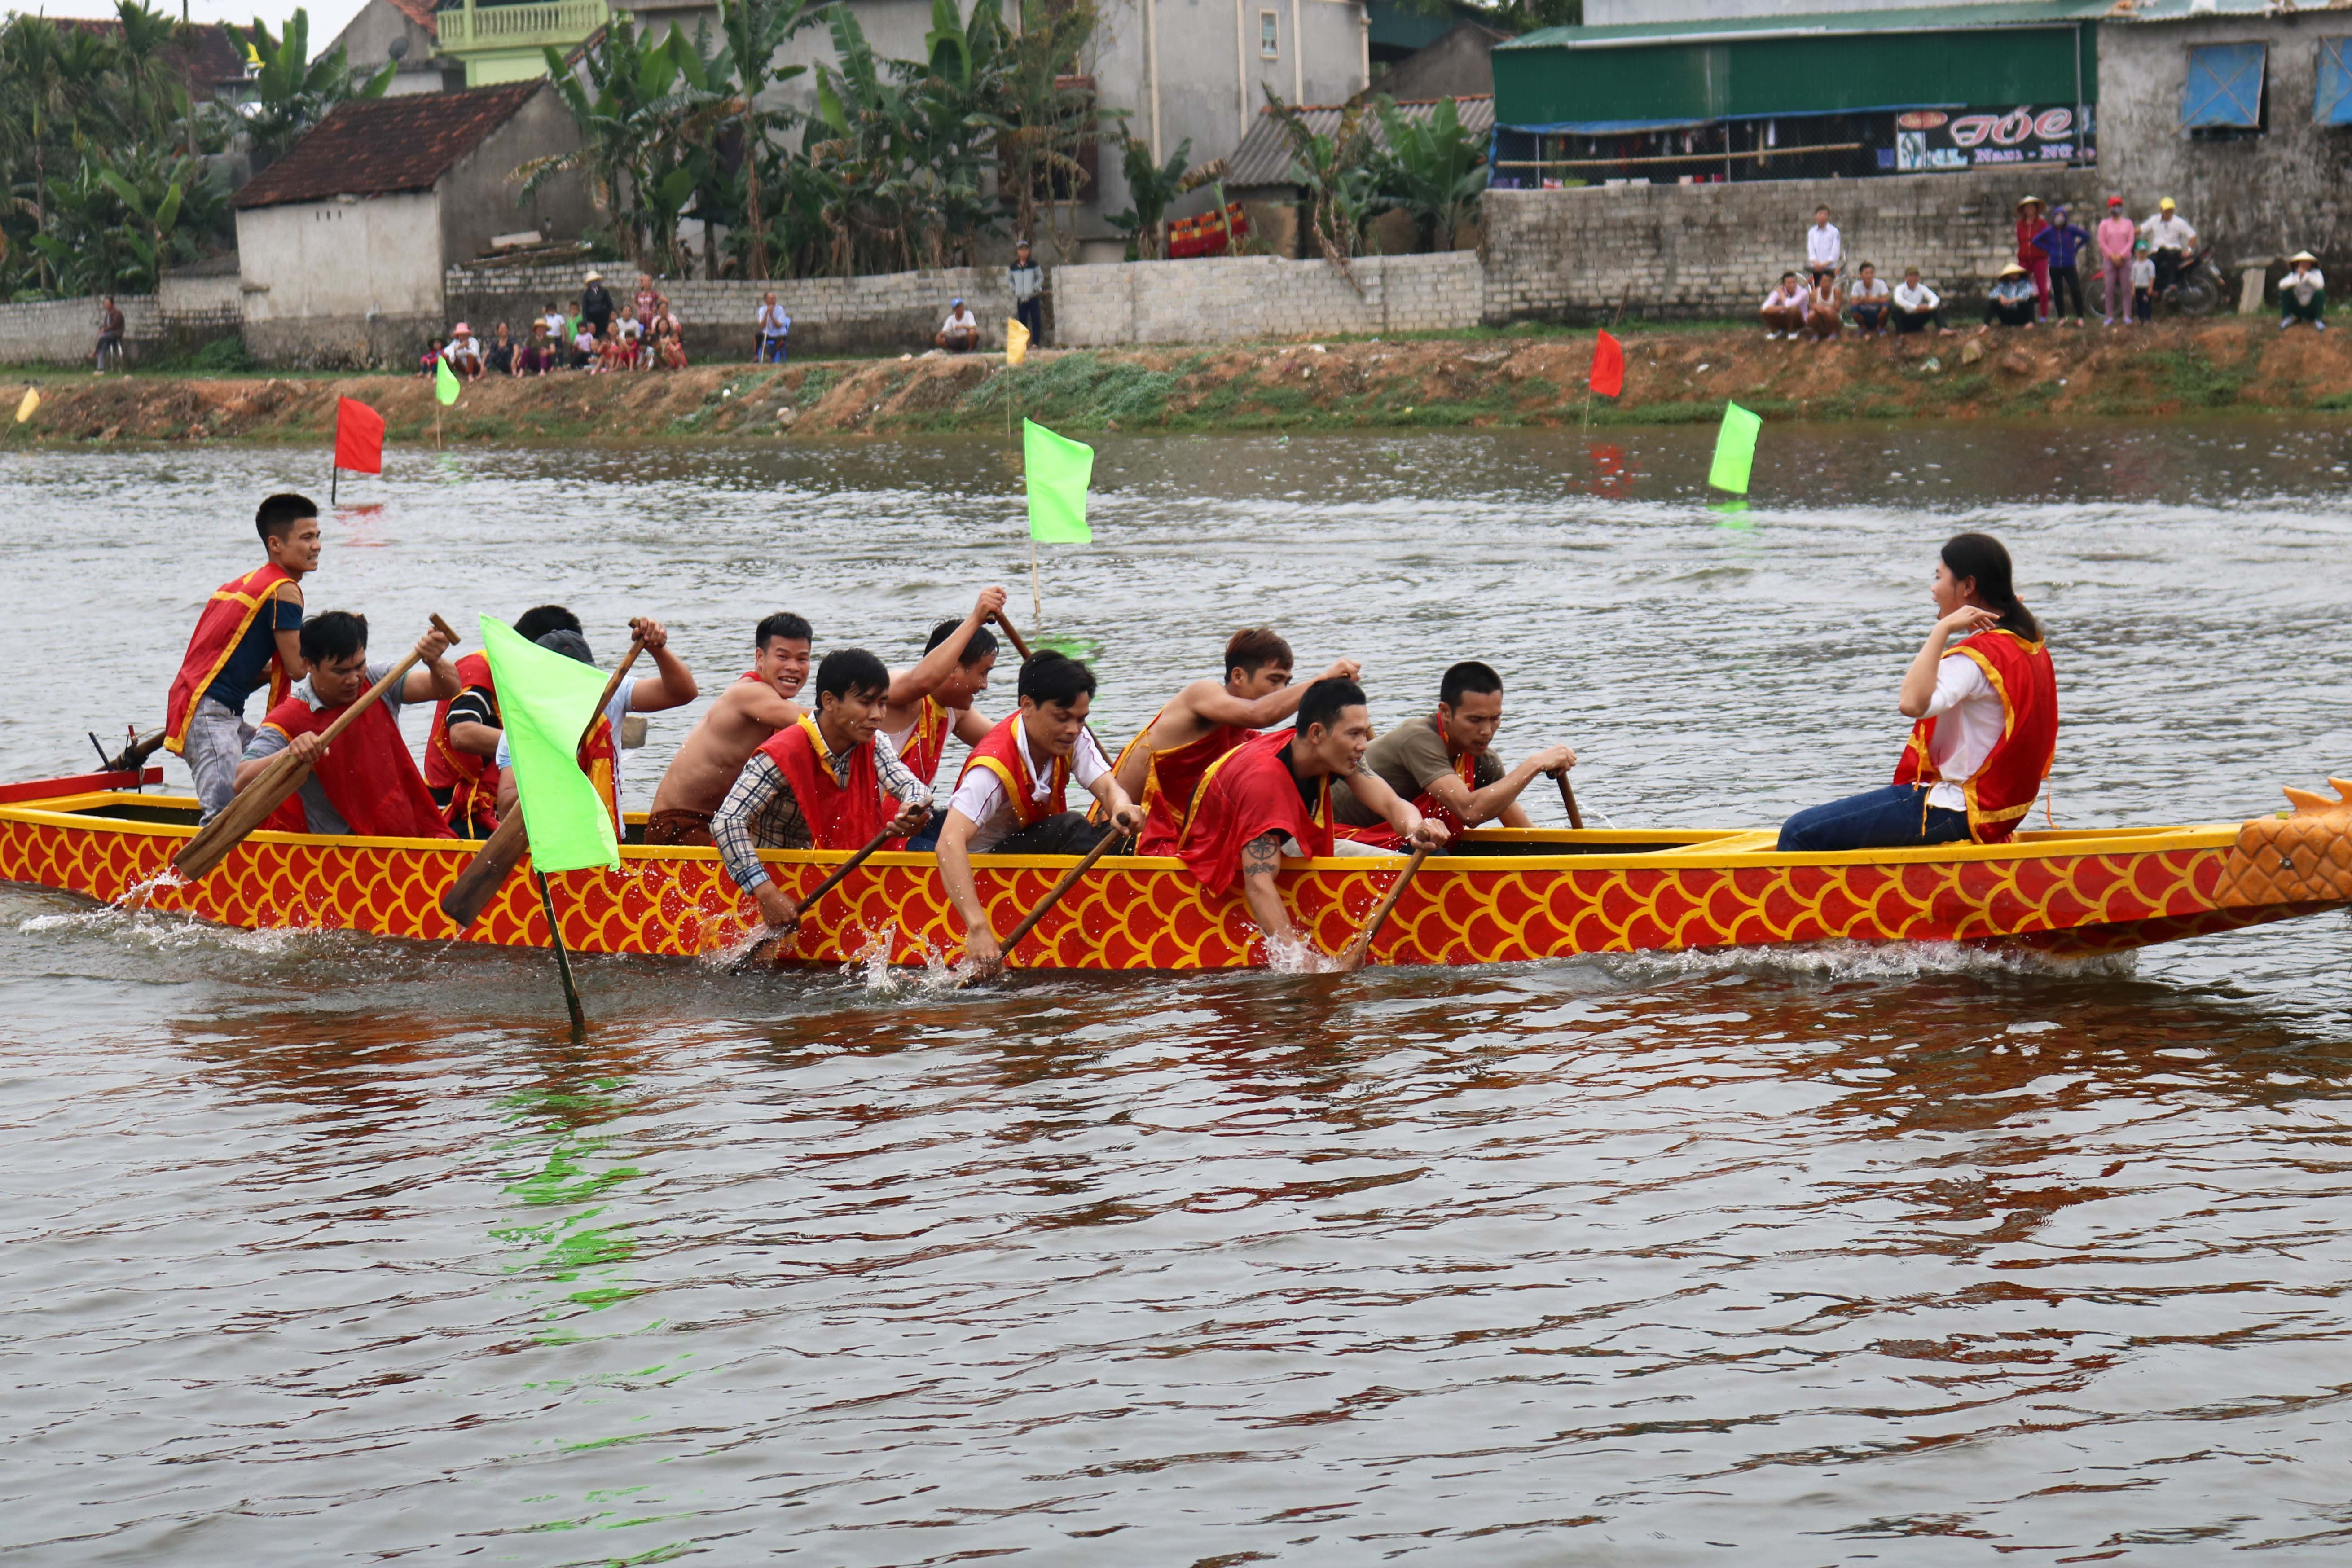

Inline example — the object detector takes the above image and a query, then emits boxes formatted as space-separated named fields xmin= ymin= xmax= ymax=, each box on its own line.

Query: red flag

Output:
xmin=1589 ymin=330 xmax=1625 ymax=399
xmin=333 ymin=395 xmax=385 ymax=474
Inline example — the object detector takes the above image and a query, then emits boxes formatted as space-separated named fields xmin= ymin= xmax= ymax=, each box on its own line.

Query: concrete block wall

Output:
xmin=1482 ymin=168 xmax=2107 ymax=323
xmin=0 ymin=295 xmax=161 ymax=365
xmin=1052 ymin=252 xmax=1485 ymax=347
xmin=445 ymin=264 xmax=1016 ymax=360
xmin=156 ymin=272 xmax=245 ymax=329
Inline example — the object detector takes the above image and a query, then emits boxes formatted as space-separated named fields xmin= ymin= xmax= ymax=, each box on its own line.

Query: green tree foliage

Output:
xmin=230 ymin=9 xmax=394 ymax=166
xmin=1104 ymin=137 xmax=1193 ymax=261
xmin=1369 ymin=95 xmax=1487 ymax=251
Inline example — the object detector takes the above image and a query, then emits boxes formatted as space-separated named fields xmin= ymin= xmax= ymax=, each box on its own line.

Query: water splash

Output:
xmin=1602 ymin=938 xmax=2141 ymax=985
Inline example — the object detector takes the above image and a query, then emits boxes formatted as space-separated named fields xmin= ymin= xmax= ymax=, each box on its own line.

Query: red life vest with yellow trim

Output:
xmin=163 ymin=563 xmax=294 ymax=754
xmin=956 ymin=714 xmax=1067 ymax=829
xmin=1130 ymin=704 xmax=1251 ymax=856
xmin=580 ymin=703 xmax=621 ymax=830
xmin=422 ymin=651 xmax=501 ymax=836
xmin=895 ymin=696 xmax=953 ymax=785
xmin=254 ymin=690 xmax=454 ymax=840
xmin=1175 ymin=730 xmax=1334 ymax=893
xmin=758 ymin=715 xmax=893 ymax=851
xmin=1890 ymin=627 xmax=2057 ymax=844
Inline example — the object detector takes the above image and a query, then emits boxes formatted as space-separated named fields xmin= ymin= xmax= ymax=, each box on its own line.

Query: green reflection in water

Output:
xmin=492 ymin=1080 xmax=646 ymax=1326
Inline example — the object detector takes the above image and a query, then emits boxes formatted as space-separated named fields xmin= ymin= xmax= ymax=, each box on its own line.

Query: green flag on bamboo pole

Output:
xmin=1024 ymin=418 xmax=1093 ymax=542
xmin=435 ymin=357 xmax=462 ymax=406
xmin=476 ymin=616 xmax=619 ymax=874
xmin=1708 ymin=402 xmax=1762 ymax=495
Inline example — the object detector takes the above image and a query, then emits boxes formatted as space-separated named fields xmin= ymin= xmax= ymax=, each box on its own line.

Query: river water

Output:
xmin=3 ymin=420 xmax=2351 ymax=1565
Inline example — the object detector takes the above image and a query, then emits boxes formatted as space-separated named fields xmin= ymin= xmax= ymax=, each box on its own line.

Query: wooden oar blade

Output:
xmin=439 ymin=812 xmax=528 ymax=928
xmin=1339 ymin=846 xmax=1429 ymax=974
xmin=171 ymin=750 xmax=312 ymax=882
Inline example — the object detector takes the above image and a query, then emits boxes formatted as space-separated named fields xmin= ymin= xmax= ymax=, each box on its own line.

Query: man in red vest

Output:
xmin=489 ymin=621 xmax=698 ymax=828
xmin=426 ymin=603 xmax=582 ymax=837
xmin=163 ymin=494 xmax=320 ymax=821
xmin=647 ymin=612 xmax=814 ymax=846
xmin=712 ymin=648 xmax=931 ymax=931
xmin=232 ymin=611 xmax=460 ymax=838
xmin=1115 ymin=627 xmax=1360 ymax=856
xmin=1331 ymin=661 xmax=1576 ymax=847
xmin=1178 ymin=676 xmax=1446 ymax=959
xmin=877 ymin=586 xmax=1007 ymax=850
xmin=937 ymin=652 xmax=1146 ymax=972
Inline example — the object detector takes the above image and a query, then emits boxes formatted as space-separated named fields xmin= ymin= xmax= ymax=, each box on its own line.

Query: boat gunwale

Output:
xmin=0 ymin=788 xmax=2247 ymax=875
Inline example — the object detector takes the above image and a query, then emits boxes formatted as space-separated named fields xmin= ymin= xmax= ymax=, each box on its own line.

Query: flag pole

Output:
xmin=1030 ymin=536 xmax=1042 ymax=628
xmin=330 ymin=463 xmax=339 ymax=505
xmin=533 ymin=868 xmax=587 ymax=1038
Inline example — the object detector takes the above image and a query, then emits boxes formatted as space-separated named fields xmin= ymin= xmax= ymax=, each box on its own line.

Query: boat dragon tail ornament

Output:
xmin=2215 ymin=777 xmax=2352 ymax=909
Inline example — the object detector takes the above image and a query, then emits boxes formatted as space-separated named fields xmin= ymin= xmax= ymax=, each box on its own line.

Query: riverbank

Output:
xmin=5 ymin=317 xmax=2347 ymax=445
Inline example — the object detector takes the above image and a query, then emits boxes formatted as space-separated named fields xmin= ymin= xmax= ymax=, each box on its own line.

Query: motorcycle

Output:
xmin=2158 ymin=247 xmax=2224 ymax=317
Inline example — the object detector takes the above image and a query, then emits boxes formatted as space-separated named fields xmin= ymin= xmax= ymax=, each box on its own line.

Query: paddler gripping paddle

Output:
xmin=729 ymin=822 xmax=903 ymax=972
xmin=956 ymin=824 xmax=1125 ymax=985
xmin=439 ymin=622 xmax=643 ymax=930
xmin=1337 ymin=845 xmax=1429 ymax=973
xmin=171 ymin=615 xmax=459 ymax=883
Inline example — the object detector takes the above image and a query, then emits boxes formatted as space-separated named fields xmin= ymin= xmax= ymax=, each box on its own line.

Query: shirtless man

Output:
xmin=879 ymin=586 xmax=1006 ymax=850
xmin=645 ymin=612 xmax=811 ymax=846
xmin=1116 ymin=628 xmax=1358 ymax=855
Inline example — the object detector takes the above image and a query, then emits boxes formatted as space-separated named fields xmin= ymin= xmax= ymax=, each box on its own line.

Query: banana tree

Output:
xmin=1266 ymin=87 xmax=1376 ymax=281
xmin=712 ymin=0 xmax=813 ymax=279
xmin=231 ymin=9 xmax=393 ymax=166
xmin=1103 ymin=136 xmax=1191 ymax=260
xmin=1370 ymin=95 xmax=1487 ymax=252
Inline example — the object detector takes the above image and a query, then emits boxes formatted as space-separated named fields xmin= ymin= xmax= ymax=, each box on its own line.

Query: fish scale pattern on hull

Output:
xmin=0 ymin=784 xmax=2339 ymax=968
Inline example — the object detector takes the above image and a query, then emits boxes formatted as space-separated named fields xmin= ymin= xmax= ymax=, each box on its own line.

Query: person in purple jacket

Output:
xmin=2033 ymin=205 xmax=2092 ymax=326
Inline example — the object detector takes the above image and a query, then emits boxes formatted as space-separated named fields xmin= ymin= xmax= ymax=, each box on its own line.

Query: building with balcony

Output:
xmin=434 ymin=0 xmax=613 ymax=85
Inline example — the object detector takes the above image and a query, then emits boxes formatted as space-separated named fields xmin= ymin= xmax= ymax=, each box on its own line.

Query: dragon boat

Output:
xmin=2 ymin=767 xmax=2348 ymax=971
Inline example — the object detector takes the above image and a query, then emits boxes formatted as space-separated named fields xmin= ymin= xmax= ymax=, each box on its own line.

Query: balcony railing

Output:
xmin=437 ymin=0 xmax=611 ymax=52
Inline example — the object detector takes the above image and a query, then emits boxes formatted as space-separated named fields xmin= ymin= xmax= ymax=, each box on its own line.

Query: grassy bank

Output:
xmin=5 ymin=317 xmax=2348 ymax=448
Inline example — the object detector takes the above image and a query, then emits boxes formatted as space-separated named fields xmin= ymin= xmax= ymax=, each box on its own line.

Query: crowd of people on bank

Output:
xmin=1764 ymin=196 xmax=2329 ymax=341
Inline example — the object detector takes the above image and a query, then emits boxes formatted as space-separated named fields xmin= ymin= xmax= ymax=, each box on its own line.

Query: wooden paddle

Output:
xmin=439 ymin=623 xmax=644 ymax=931
xmin=730 ymin=820 xmax=906 ymax=972
xmin=1554 ymin=767 xmax=1584 ymax=831
xmin=171 ymin=615 xmax=458 ymax=883
xmin=533 ymin=868 xmax=587 ymax=1037
xmin=959 ymin=824 xmax=1125 ymax=984
xmin=1337 ymin=845 xmax=1430 ymax=973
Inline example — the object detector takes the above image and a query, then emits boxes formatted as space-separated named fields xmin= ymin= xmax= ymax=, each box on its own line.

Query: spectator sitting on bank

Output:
xmin=1891 ymin=268 xmax=1948 ymax=336
xmin=2280 ymin=251 xmax=2327 ymax=331
xmin=444 ymin=323 xmax=485 ymax=381
xmin=936 ymin=298 xmax=981 ymax=353
xmin=1847 ymin=262 xmax=1891 ymax=337
xmin=599 ymin=316 xmax=636 ymax=374
xmin=756 ymin=291 xmax=791 ymax=363
xmin=1009 ymin=240 xmax=1045 ymax=346
xmin=1804 ymin=270 xmax=1843 ymax=339
xmin=1760 ymin=272 xmax=1808 ymax=340
xmin=2034 ymin=205 xmax=2091 ymax=325
xmin=420 ymin=335 xmax=446 ymax=377
xmin=485 ymin=321 xmax=516 ymax=377
xmin=1805 ymin=206 xmax=1842 ymax=289
xmin=1983 ymin=262 xmax=2038 ymax=329
xmin=571 ymin=320 xmax=599 ymax=371
xmin=2141 ymin=198 xmax=2196 ymax=303
xmin=656 ymin=312 xmax=690 ymax=369
xmin=2014 ymin=195 xmax=2052 ymax=322
xmin=2096 ymin=196 xmax=2136 ymax=326
xmin=93 ymin=293 xmax=125 ymax=372
xmin=2130 ymin=240 xmax=2155 ymax=324
xmin=514 ymin=322 xmax=549 ymax=377
xmin=615 ymin=304 xmax=646 ymax=369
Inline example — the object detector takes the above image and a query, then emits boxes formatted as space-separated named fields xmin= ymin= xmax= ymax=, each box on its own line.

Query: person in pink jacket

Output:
xmin=2095 ymin=196 xmax=2137 ymax=325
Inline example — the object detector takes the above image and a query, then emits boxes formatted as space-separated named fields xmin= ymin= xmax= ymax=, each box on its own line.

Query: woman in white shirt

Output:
xmin=1776 ymin=533 xmax=2057 ymax=852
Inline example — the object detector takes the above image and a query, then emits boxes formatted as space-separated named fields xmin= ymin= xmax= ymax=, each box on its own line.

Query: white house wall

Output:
xmin=236 ymin=191 xmax=446 ymax=366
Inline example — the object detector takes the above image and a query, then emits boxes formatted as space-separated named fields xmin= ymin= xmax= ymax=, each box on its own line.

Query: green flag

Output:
xmin=477 ymin=616 xmax=619 ymax=874
xmin=1024 ymin=418 xmax=1093 ymax=543
xmin=435 ymin=356 xmax=461 ymax=407
xmin=1707 ymin=401 xmax=1762 ymax=495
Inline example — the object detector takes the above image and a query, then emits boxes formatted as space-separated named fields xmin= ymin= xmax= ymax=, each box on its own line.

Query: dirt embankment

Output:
xmin=7 ymin=319 xmax=2349 ymax=448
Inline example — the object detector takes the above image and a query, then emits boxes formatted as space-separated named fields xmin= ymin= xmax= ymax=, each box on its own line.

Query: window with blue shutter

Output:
xmin=2319 ymin=38 xmax=2352 ymax=125
xmin=2181 ymin=42 xmax=2266 ymax=129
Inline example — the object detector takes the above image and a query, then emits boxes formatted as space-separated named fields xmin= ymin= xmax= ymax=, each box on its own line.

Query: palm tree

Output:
xmin=713 ymin=0 xmax=813 ymax=279
xmin=110 ymin=2 xmax=191 ymax=150
xmin=1 ymin=18 xmax=69 ymax=290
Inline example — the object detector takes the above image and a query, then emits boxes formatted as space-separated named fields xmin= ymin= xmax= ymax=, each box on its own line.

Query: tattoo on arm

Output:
xmin=1242 ymin=833 xmax=1282 ymax=877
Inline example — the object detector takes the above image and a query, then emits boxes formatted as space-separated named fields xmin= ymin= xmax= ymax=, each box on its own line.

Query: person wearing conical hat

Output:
xmin=2140 ymin=197 xmax=2197 ymax=304
xmin=2014 ymin=194 xmax=2053 ymax=322
xmin=1983 ymin=262 xmax=2037 ymax=329
xmin=2281 ymin=251 xmax=2327 ymax=331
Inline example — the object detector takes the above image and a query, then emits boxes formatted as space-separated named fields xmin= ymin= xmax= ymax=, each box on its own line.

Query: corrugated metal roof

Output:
xmin=1503 ymin=1 xmax=2105 ymax=50
xmin=1225 ymin=95 xmax=1496 ymax=188
xmin=235 ymin=83 xmax=544 ymax=209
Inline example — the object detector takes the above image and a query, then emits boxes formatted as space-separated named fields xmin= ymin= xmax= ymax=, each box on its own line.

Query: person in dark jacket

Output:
xmin=2032 ymin=205 xmax=2092 ymax=325
xmin=579 ymin=270 xmax=615 ymax=338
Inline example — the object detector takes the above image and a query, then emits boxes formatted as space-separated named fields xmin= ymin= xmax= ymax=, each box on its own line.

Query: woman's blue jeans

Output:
xmin=1776 ymin=784 xmax=1971 ymax=852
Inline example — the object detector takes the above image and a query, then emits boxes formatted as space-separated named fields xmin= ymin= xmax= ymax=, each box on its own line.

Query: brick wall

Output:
xmin=1052 ymin=252 xmax=1485 ymax=347
xmin=0 ymin=295 xmax=161 ymax=365
xmin=445 ymin=263 xmax=1016 ymax=360
xmin=1481 ymin=168 xmax=2108 ymax=323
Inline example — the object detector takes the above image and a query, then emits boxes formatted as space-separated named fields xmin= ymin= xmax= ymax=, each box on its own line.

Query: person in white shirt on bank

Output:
xmin=756 ymin=292 xmax=791 ymax=363
xmin=936 ymin=298 xmax=981 ymax=352
xmin=1805 ymin=206 xmax=1842 ymax=289
xmin=2280 ymin=251 xmax=2327 ymax=331
xmin=1846 ymin=261 xmax=1892 ymax=336
xmin=2140 ymin=198 xmax=2197 ymax=303
xmin=1760 ymin=272 xmax=1808 ymax=339
xmin=1891 ymin=268 xmax=1948 ymax=335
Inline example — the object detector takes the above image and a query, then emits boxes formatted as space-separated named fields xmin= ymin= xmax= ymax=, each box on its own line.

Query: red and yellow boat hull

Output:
xmin=3 ymin=770 xmax=2348 ymax=971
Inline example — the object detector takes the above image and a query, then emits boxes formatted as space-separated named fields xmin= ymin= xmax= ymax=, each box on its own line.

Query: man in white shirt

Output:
xmin=1846 ymin=261 xmax=1892 ymax=336
xmin=936 ymin=653 xmax=1145 ymax=972
xmin=1891 ymin=268 xmax=1946 ymax=335
xmin=2140 ymin=198 xmax=2196 ymax=301
xmin=936 ymin=298 xmax=981 ymax=353
xmin=1760 ymin=272 xmax=1808 ymax=339
xmin=1805 ymin=206 xmax=1842 ymax=288
xmin=756 ymin=292 xmax=791 ymax=363
xmin=2280 ymin=250 xmax=2327 ymax=331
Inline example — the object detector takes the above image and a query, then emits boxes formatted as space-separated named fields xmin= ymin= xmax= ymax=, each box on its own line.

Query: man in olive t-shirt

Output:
xmin=1332 ymin=661 xmax=1575 ymax=842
